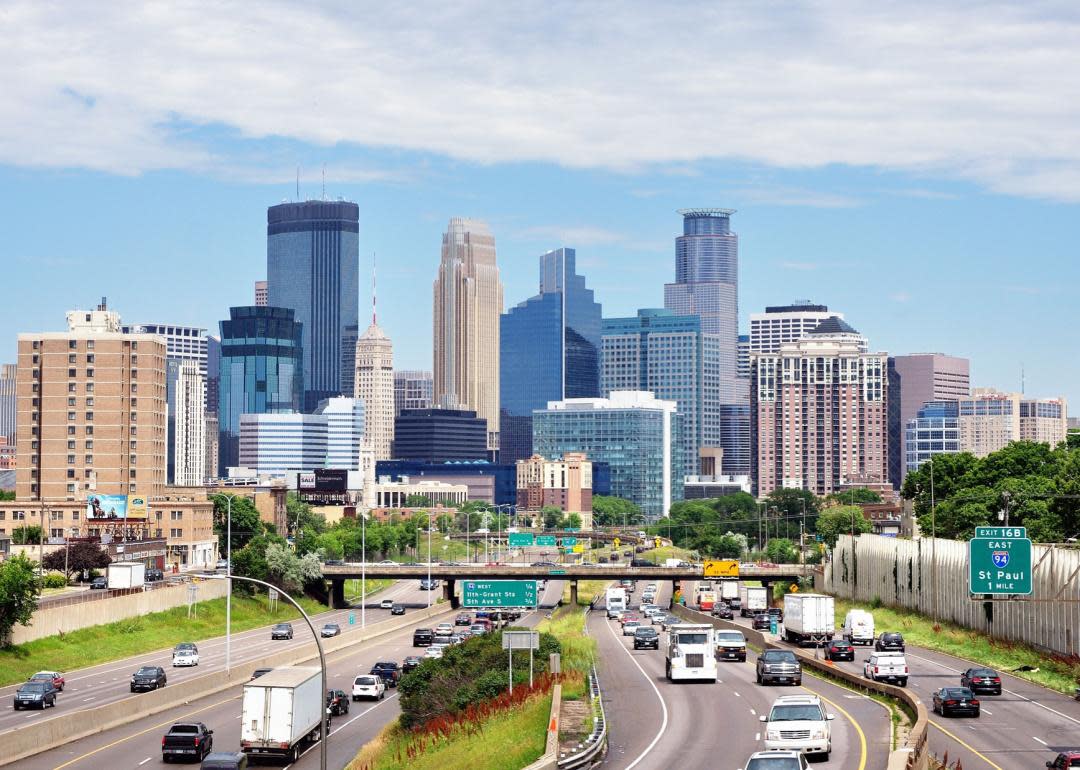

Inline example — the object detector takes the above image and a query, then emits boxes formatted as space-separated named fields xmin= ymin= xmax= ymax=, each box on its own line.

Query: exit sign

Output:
xmin=968 ymin=535 xmax=1033 ymax=595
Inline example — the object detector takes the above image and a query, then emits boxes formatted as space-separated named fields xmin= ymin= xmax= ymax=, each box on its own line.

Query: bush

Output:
xmin=43 ymin=574 xmax=68 ymax=589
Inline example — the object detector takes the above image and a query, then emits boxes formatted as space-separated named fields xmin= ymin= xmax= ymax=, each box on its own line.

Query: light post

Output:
xmin=427 ymin=513 xmax=433 ymax=609
xmin=202 ymin=574 xmax=328 ymax=770
xmin=217 ymin=492 xmax=239 ymax=672
xmin=361 ymin=509 xmax=366 ymax=629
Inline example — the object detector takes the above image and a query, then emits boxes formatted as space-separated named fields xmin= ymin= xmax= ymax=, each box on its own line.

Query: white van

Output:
xmin=842 ymin=609 xmax=875 ymax=645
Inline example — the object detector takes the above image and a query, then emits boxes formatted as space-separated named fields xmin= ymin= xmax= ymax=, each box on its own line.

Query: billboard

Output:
xmin=127 ymin=495 xmax=149 ymax=519
xmin=298 ymin=469 xmax=350 ymax=493
xmin=85 ymin=494 xmax=149 ymax=520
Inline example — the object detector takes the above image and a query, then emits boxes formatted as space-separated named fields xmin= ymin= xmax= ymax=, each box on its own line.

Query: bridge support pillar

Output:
xmin=330 ymin=579 xmax=346 ymax=609
xmin=443 ymin=579 xmax=459 ymax=609
xmin=569 ymin=580 xmax=579 ymax=607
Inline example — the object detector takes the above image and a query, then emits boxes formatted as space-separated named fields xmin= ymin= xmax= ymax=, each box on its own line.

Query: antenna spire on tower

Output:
xmin=372 ymin=251 xmax=377 ymax=326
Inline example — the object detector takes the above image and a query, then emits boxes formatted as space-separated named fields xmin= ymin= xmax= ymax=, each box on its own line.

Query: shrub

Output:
xmin=43 ymin=574 xmax=68 ymax=589
xmin=869 ymin=595 xmax=883 ymax=609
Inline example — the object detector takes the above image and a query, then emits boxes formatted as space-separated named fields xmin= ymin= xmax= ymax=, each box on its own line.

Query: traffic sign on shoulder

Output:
xmin=975 ymin=526 xmax=1027 ymax=539
xmin=968 ymin=535 xmax=1033 ymax=595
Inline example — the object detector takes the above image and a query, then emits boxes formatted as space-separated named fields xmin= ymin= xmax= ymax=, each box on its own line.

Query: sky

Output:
xmin=2 ymin=1 xmax=1079 ymax=404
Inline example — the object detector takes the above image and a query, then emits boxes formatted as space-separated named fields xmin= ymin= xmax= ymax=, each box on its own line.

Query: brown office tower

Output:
xmin=16 ymin=302 xmax=167 ymax=503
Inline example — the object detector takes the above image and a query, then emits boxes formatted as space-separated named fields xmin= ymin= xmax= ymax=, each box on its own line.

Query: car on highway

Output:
xmin=759 ymin=694 xmax=833 ymax=759
xmin=767 ymin=606 xmax=784 ymax=623
xmin=875 ymin=631 xmax=906 ymax=652
xmin=714 ymin=630 xmax=747 ymax=662
xmin=172 ymin=647 xmax=200 ymax=667
xmin=425 ymin=644 xmax=447 ymax=659
xmin=531 ymin=561 xmax=558 ymax=567
xmin=215 ymin=559 xmax=229 ymax=571
xmin=863 ymin=652 xmax=908 ymax=687
xmin=379 ymin=598 xmax=395 ymax=609
xmin=352 ymin=675 xmax=386 ymax=701
xmin=271 ymin=622 xmax=294 ymax=640
xmin=823 ymin=639 xmax=855 ymax=662
xmin=633 ymin=626 xmax=660 ymax=650
xmin=641 ymin=593 xmax=656 ymax=604
xmin=435 ymin=622 xmax=454 ymax=636
xmin=932 ymin=686 xmax=980 ymax=717
xmin=413 ymin=628 xmax=435 ymax=646
xmin=469 ymin=623 xmax=489 ymax=635
xmin=161 ymin=721 xmax=213 ymax=762
xmin=326 ymin=688 xmax=350 ymax=715
xmin=455 ymin=613 xmax=473 ymax=626
xmin=89 ymin=576 xmax=108 ymax=589
xmin=370 ymin=661 xmax=402 ymax=687
xmin=13 ymin=681 xmax=56 ymax=710
xmin=320 ymin=623 xmax=342 ymax=638
xmin=419 ymin=578 xmax=440 ymax=590
xmin=712 ymin=604 xmax=734 ymax=620
xmin=619 ymin=613 xmax=640 ymax=627
xmin=130 ymin=665 xmax=167 ymax=692
xmin=1046 ymin=751 xmax=1080 ymax=768
xmin=250 ymin=668 xmax=273 ymax=681
xmin=433 ymin=633 xmax=454 ymax=646
xmin=28 ymin=671 xmax=65 ymax=691
xmin=391 ymin=603 xmax=406 ymax=615
xmin=728 ymin=597 xmax=742 ymax=613
xmin=622 ymin=620 xmax=641 ymax=636
xmin=960 ymin=667 xmax=1002 ymax=695
xmin=756 ymin=650 xmax=802 ymax=686
xmin=402 ymin=656 xmax=422 ymax=674
xmin=200 ymin=751 xmax=248 ymax=770
xmin=752 ymin=613 xmax=772 ymax=630
xmin=741 ymin=750 xmax=811 ymax=770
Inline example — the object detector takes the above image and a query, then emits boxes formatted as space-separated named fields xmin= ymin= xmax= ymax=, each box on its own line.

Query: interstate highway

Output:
xmin=6 ymin=579 xmax=566 ymax=770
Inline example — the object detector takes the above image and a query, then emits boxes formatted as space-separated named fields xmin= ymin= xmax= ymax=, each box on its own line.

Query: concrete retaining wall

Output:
xmin=12 ymin=580 xmax=231 ymax=645
xmin=521 ymin=684 xmax=562 ymax=770
xmin=827 ymin=533 xmax=1080 ymax=656
xmin=0 ymin=603 xmax=455 ymax=767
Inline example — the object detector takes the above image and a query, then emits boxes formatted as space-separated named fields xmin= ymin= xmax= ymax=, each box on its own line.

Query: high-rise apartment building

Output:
xmin=173 ymin=362 xmax=206 ymax=486
xmin=267 ymin=200 xmax=359 ymax=411
xmin=748 ymin=302 xmax=846 ymax=354
xmin=737 ymin=334 xmax=750 ymax=379
xmin=516 ymin=452 xmax=593 ymax=526
xmin=16 ymin=303 xmax=168 ymax=501
xmin=121 ymin=323 xmax=208 ymax=377
xmin=255 ymin=280 xmax=268 ymax=307
xmin=394 ymin=370 xmax=433 ymax=414
xmin=239 ymin=397 xmax=364 ymax=476
xmin=354 ymin=320 xmax=394 ymax=461
xmin=218 ymin=306 xmax=303 ymax=473
xmin=500 ymin=248 xmax=602 ymax=464
xmin=751 ymin=318 xmax=888 ymax=497
xmin=533 ymin=391 xmax=683 ymax=521
xmin=601 ymin=309 xmax=718 ymax=477
xmin=203 ymin=413 xmax=219 ymax=482
xmin=205 ymin=335 xmax=220 ymax=414
xmin=0 ymin=364 xmax=15 ymax=442
xmin=433 ymin=218 xmax=502 ymax=453
xmin=1020 ymin=396 xmax=1069 ymax=444
xmin=887 ymin=353 xmax=970 ymax=486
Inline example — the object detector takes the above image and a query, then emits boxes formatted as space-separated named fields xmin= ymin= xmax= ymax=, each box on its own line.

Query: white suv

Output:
xmin=759 ymin=695 xmax=833 ymax=758
xmin=863 ymin=651 xmax=909 ymax=687
xmin=352 ymin=674 xmax=386 ymax=701
xmin=742 ymin=751 xmax=810 ymax=770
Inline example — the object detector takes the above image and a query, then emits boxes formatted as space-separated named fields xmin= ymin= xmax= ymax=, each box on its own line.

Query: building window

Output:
xmin=66 ymin=383 xmax=74 ymax=393
xmin=67 ymin=411 xmax=76 ymax=421
xmin=130 ymin=398 xmax=137 ymax=407
xmin=170 ymin=528 xmax=182 ymax=538
xmin=86 ymin=369 xmax=94 ymax=378
xmin=85 ymin=440 xmax=93 ymax=449
xmin=68 ymin=354 xmax=76 ymax=364
xmin=67 ymin=440 xmax=75 ymax=450
xmin=67 ymin=426 xmax=76 ymax=436
xmin=85 ymin=426 xmax=93 ymax=435
xmin=66 ymin=484 xmax=75 ymax=494
xmin=86 ymin=411 xmax=93 ymax=421
xmin=86 ymin=397 xmax=94 ymax=406
xmin=86 ymin=354 xmax=94 ymax=363
xmin=131 ymin=355 xmax=138 ymax=365
xmin=66 ymin=340 xmax=74 ymax=350
xmin=68 ymin=369 xmax=76 ymax=378
xmin=67 ymin=454 xmax=75 ymax=464
xmin=129 ymin=469 xmax=137 ymax=479
xmin=86 ymin=383 xmax=93 ymax=392
xmin=85 ymin=455 xmax=93 ymax=464
xmin=131 ymin=341 xmax=138 ymax=351
xmin=87 ymin=340 xmax=94 ymax=350
xmin=66 ymin=397 xmax=74 ymax=407
xmin=131 ymin=369 xmax=137 ymax=379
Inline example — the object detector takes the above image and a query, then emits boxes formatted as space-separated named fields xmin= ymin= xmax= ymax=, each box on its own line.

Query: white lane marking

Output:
xmin=1034 ymin=736 xmax=1048 ymax=745
xmin=604 ymin=613 xmax=669 ymax=770
xmin=285 ymin=693 xmax=402 ymax=769
xmin=982 ymin=708 xmax=993 ymax=716
xmin=754 ymin=732 xmax=760 ymax=741
xmin=734 ymin=691 xmax=741 ymax=697
xmin=750 ymin=708 xmax=756 ymax=715
xmin=138 ymin=758 xmax=151 ymax=766
xmin=82 ymin=697 xmax=96 ymax=702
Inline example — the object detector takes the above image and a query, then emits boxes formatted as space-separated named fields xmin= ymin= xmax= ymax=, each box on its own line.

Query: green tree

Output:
xmin=11 ymin=525 xmax=43 ymax=545
xmin=211 ymin=494 xmax=270 ymax=553
xmin=814 ymin=505 xmax=873 ymax=548
xmin=286 ymin=493 xmax=326 ymax=540
xmin=563 ymin=512 xmax=583 ymax=530
xmin=824 ymin=487 xmax=882 ymax=506
xmin=406 ymin=494 xmax=433 ymax=508
xmin=265 ymin=542 xmax=324 ymax=593
xmin=1067 ymin=430 xmax=1080 ymax=450
xmin=766 ymin=488 xmax=820 ymax=524
xmin=540 ymin=506 xmax=563 ymax=530
xmin=0 ymin=490 xmax=15 ymax=501
xmin=42 ymin=542 xmax=110 ymax=580
xmin=765 ymin=537 xmax=799 ymax=564
xmin=0 ymin=554 xmax=40 ymax=643
xmin=591 ymin=495 xmax=643 ymax=526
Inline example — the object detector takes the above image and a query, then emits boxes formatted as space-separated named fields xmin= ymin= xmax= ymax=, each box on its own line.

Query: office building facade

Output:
xmin=904 ymin=401 xmax=962 ymax=474
xmin=267 ymin=200 xmax=359 ymax=411
xmin=172 ymin=362 xmax=206 ymax=486
xmin=601 ymin=309 xmax=718 ymax=477
xmin=393 ymin=408 xmax=489 ymax=462
xmin=239 ymin=397 xmax=364 ymax=476
xmin=394 ymin=370 xmax=433 ymax=414
xmin=751 ymin=318 xmax=888 ymax=497
xmin=0 ymin=364 xmax=15 ymax=442
xmin=255 ymin=280 xmax=267 ymax=307
xmin=516 ymin=453 xmax=593 ymax=522
xmin=533 ymin=391 xmax=682 ymax=521
xmin=748 ymin=302 xmax=845 ymax=354
xmin=355 ymin=320 xmax=394 ymax=461
xmin=218 ymin=306 xmax=304 ymax=473
xmin=433 ymin=218 xmax=503 ymax=452
xmin=500 ymin=248 xmax=602 ymax=464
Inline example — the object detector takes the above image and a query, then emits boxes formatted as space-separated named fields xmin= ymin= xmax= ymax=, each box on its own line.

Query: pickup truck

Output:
xmin=161 ymin=722 xmax=214 ymax=762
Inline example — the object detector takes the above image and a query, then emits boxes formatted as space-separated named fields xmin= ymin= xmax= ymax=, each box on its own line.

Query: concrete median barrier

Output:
xmin=0 ymin=603 xmax=454 ymax=767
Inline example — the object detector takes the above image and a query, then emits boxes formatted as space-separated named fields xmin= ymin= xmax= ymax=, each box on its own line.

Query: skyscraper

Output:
xmin=218 ymin=306 xmax=303 ymax=473
xmin=751 ymin=318 xmax=888 ymax=497
xmin=601 ymin=309 xmax=718 ymax=477
xmin=749 ymin=302 xmax=848 ymax=354
xmin=500 ymin=247 xmax=602 ymax=464
xmin=255 ymin=280 xmax=268 ymax=307
xmin=239 ymin=397 xmax=365 ymax=476
xmin=173 ymin=361 xmax=206 ymax=486
xmin=0 ymin=364 xmax=15 ymax=443
xmin=267 ymin=200 xmax=359 ymax=411
xmin=433 ymin=218 xmax=502 ymax=453
xmin=354 ymin=279 xmax=394 ymax=461
xmin=394 ymin=370 xmax=433 ymax=414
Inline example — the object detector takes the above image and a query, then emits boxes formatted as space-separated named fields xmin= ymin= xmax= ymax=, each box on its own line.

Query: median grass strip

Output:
xmin=0 ymin=592 xmax=326 ymax=686
xmin=832 ymin=598 xmax=1080 ymax=696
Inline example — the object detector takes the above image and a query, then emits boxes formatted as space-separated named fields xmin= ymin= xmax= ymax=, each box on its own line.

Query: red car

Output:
xmin=619 ymin=614 xmax=641 ymax=626
xmin=29 ymin=671 xmax=64 ymax=692
xmin=1046 ymin=751 xmax=1080 ymax=769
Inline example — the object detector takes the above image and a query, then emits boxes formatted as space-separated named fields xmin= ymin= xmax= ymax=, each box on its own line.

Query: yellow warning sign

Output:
xmin=703 ymin=559 xmax=740 ymax=578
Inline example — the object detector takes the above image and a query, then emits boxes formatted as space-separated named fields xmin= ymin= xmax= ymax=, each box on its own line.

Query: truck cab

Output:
xmin=606 ymin=587 xmax=628 ymax=618
xmin=162 ymin=722 xmax=213 ymax=762
xmin=665 ymin=624 xmax=718 ymax=682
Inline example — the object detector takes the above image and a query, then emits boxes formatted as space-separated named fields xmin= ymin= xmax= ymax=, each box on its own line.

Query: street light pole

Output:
xmin=361 ymin=509 xmax=366 ymax=629
xmin=427 ymin=513 xmax=432 ymax=609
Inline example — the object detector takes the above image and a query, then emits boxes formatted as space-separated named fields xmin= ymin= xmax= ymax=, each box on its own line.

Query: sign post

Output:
xmin=968 ymin=527 xmax=1033 ymax=595
xmin=502 ymin=630 xmax=541 ymax=692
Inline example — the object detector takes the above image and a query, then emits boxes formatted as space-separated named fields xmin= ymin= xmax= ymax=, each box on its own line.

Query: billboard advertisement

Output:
xmin=126 ymin=495 xmax=149 ymax=519
xmin=85 ymin=494 xmax=148 ymax=520
xmin=314 ymin=468 xmax=349 ymax=492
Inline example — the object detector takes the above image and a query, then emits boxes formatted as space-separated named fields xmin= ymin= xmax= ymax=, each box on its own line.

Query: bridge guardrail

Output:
xmin=557 ymin=665 xmax=607 ymax=769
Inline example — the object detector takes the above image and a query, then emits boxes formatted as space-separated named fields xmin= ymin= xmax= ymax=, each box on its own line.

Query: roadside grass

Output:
xmin=640 ymin=545 xmax=695 ymax=563
xmin=0 ymin=592 xmax=327 ymax=686
xmin=388 ymin=539 xmax=479 ymax=563
xmin=832 ymin=598 xmax=1080 ymax=696
xmin=348 ymin=691 xmax=551 ymax=770
xmin=537 ymin=604 xmax=598 ymax=693
xmin=559 ymin=579 xmax=611 ymax=607
xmin=343 ymin=579 xmax=393 ymax=603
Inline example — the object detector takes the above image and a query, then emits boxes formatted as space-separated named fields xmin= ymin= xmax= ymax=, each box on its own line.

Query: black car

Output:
xmin=824 ymin=639 xmax=855 ymax=661
xmin=419 ymin=578 xmax=439 ymax=590
xmin=326 ymin=689 xmax=350 ymax=716
xmin=271 ymin=623 xmax=294 ymax=640
xmin=454 ymin=613 xmax=473 ymax=626
xmin=413 ymin=628 xmax=435 ymax=647
xmin=145 ymin=568 xmax=165 ymax=582
xmin=320 ymin=623 xmax=342 ymax=638
xmin=712 ymin=604 xmax=734 ymax=620
xmin=752 ymin=613 xmax=772 ymax=630
xmin=390 ymin=603 xmax=406 ymax=615
xmin=728 ymin=598 xmax=742 ymax=612
xmin=402 ymin=656 xmax=422 ymax=674
xmin=161 ymin=722 xmax=213 ymax=762
xmin=13 ymin=681 xmax=56 ymax=710
xmin=370 ymin=661 xmax=402 ymax=687
xmin=875 ymin=632 xmax=906 ymax=652
xmin=960 ymin=667 xmax=1002 ymax=695
xmin=633 ymin=626 xmax=660 ymax=650
xmin=89 ymin=576 xmax=108 ymax=589
xmin=767 ymin=607 xmax=784 ymax=622
xmin=130 ymin=665 xmax=167 ymax=692
xmin=756 ymin=650 xmax=801 ymax=686
xmin=932 ymin=687 xmax=980 ymax=717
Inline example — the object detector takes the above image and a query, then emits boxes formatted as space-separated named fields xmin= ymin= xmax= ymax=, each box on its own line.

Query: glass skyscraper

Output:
xmin=499 ymin=248 xmax=602 ymax=464
xmin=267 ymin=200 xmax=359 ymax=412
xmin=217 ymin=306 xmax=303 ymax=473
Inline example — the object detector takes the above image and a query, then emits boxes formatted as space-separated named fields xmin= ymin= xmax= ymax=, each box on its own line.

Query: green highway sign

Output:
xmin=462 ymin=580 xmax=538 ymax=607
xmin=549 ymin=569 xmax=566 ymax=575
xmin=564 ymin=527 xmax=580 ymax=532
xmin=509 ymin=533 xmax=535 ymax=547
xmin=536 ymin=535 xmax=557 ymax=546
xmin=968 ymin=535 xmax=1033 ymax=595
xmin=975 ymin=526 xmax=1027 ymax=539
xmin=560 ymin=537 xmax=577 ymax=546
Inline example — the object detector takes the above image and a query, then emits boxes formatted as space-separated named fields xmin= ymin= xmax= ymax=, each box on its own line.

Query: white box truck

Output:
xmin=739 ymin=584 xmax=768 ymax=617
xmin=783 ymin=593 xmax=835 ymax=646
xmin=841 ymin=609 xmax=875 ymax=645
xmin=241 ymin=667 xmax=325 ymax=763
xmin=664 ymin=558 xmax=682 ymax=568
xmin=665 ymin=624 xmax=718 ymax=682
xmin=719 ymin=580 xmax=739 ymax=602
xmin=605 ymin=586 xmax=628 ymax=618
xmin=107 ymin=561 xmax=146 ymax=589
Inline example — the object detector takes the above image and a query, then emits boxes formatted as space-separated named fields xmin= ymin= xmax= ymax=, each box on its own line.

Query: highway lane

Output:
xmin=8 ymin=579 xmax=566 ymax=770
xmin=0 ymin=580 xmax=429 ymax=735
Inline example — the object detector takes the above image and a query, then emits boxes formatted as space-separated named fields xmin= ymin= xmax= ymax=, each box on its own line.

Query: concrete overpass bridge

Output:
xmin=320 ymin=562 xmax=816 ymax=608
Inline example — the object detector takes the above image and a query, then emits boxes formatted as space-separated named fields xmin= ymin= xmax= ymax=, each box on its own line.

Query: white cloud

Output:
xmin=516 ymin=225 xmax=629 ymax=247
xmin=782 ymin=261 xmax=820 ymax=271
xmin=4 ymin=1 xmax=1080 ymax=199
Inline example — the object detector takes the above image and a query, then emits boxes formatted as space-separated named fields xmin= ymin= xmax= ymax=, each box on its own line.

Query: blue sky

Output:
xmin=2 ymin=1 xmax=1078 ymax=405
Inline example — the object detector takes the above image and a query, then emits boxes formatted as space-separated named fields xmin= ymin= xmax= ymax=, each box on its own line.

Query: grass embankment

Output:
xmin=343 ymin=579 xmax=393 ymax=603
xmin=639 ymin=545 xmax=695 ymax=563
xmin=390 ymin=539 xmax=479 ymax=563
xmin=832 ymin=598 xmax=1080 ymax=696
xmin=0 ymin=592 xmax=326 ymax=686
xmin=537 ymin=602 xmax=598 ymax=700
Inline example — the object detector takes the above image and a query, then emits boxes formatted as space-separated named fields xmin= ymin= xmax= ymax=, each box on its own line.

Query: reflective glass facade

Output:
xmin=904 ymin=401 xmax=961 ymax=474
xmin=217 ymin=306 xmax=303 ymax=473
xmin=499 ymin=248 xmax=601 ymax=464
xmin=267 ymin=201 xmax=359 ymax=411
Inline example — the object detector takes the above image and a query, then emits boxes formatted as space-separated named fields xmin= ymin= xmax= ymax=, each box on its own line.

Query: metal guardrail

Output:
xmin=557 ymin=665 xmax=606 ymax=769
